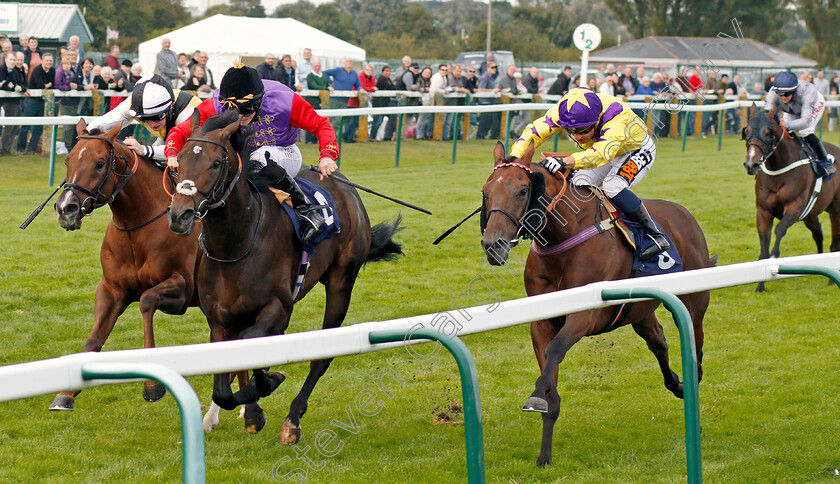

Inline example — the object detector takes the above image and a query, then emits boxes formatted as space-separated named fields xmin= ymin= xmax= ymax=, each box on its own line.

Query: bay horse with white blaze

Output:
xmin=481 ymin=142 xmax=712 ymax=466
xmin=167 ymin=110 xmax=402 ymax=442
xmin=742 ymin=105 xmax=840 ymax=292
xmin=50 ymin=119 xmax=200 ymax=410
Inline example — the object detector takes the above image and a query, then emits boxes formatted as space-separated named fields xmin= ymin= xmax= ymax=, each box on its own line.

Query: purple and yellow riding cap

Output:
xmin=557 ymin=88 xmax=603 ymax=128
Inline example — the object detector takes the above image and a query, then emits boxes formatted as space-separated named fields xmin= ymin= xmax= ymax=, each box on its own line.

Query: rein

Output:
xmin=198 ymin=181 xmax=264 ymax=263
xmin=748 ymin=118 xmax=796 ymax=175
xmin=486 ymin=162 xmax=533 ymax=240
xmin=177 ymin=135 xmax=261 ymax=263
xmin=489 ymin=160 xmax=617 ymax=257
xmin=173 ymin=137 xmax=243 ymax=219
xmin=62 ymin=134 xmax=138 ymax=217
xmin=487 ymin=160 xmax=573 ymax=243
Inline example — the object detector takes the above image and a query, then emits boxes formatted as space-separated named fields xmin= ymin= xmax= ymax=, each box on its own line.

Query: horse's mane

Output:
xmin=200 ymin=110 xmax=256 ymax=175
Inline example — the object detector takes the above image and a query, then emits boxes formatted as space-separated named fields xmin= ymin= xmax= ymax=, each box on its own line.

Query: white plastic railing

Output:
xmin=1 ymin=251 xmax=839 ymax=403
xmin=5 ymin=100 xmax=840 ymax=127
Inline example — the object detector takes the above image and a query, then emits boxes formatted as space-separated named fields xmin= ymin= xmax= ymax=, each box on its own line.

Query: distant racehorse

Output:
xmin=168 ymin=110 xmax=403 ymax=441
xmin=481 ymin=142 xmax=712 ymax=466
xmin=51 ymin=120 xmax=202 ymax=410
xmin=742 ymin=105 xmax=840 ymax=291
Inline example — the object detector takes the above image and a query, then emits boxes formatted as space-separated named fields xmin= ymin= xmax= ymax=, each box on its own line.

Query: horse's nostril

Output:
xmin=62 ymin=204 xmax=79 ymax=215
xmin=179 ymin=210 xmax=194 ymax=225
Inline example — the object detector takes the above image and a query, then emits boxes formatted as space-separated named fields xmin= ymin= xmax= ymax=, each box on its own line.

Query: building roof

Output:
xmin=590 ymin=36 xmax=816 ymax=69
xmin=1 ymin=3 xmax=94 ymax=44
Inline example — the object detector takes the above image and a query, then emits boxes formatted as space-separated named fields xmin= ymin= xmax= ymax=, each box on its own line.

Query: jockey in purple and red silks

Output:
xmin=510 ymin=87 xmax=669 ymax=260
xmin=166 ymin=61 xmax=340 ymax=243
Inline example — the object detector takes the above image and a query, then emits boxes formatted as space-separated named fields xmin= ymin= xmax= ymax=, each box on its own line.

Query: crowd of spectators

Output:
xmin=5 ymin=37 xmax=840 ymax=156
xmin=0 ymin=34 xmax=144 ymax=156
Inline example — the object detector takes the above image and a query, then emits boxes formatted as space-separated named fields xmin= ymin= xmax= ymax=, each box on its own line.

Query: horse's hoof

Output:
xmin=256 ymin=371 xmax=286 ymax=398
xmin=673 ymin=382 xmax=684 ymax=400
xmin=143 ymin=383 xmax=167 ymax=402
xmin=244 ymin=406 xmax=267 ymax=434
xmin=279 ymin=418 xmax=302 ymax=444
xmin=49 ymin=394 xmax=75 ymax=411
xmin=522 ymin=396 xmax=548 ymax=413
xmin=536 ymin=456 xmax=552 ymax=467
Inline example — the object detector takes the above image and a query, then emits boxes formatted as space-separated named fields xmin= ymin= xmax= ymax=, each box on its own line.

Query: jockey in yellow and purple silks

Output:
xmin=510 ymin=87 xmax=669 ymax=260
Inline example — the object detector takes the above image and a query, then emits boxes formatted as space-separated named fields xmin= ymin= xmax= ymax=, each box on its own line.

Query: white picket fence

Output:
xmin=1 ymin=251 xmax=839 ymax=403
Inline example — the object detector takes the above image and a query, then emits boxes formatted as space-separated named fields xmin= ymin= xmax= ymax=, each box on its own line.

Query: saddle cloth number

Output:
xmin=312 ymin=190 xmax=334 ymax=226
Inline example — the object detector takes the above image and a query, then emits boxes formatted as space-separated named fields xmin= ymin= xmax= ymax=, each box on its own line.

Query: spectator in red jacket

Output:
xmin=105 ymin=45 xmax=120 ymax=69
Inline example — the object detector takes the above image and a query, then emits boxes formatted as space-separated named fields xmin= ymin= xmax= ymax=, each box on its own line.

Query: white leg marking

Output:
xmin=203 ymin=402 xmax=221 ymax=432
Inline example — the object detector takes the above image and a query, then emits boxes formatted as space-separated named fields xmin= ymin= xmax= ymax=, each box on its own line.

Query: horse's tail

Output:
xmin=367 ymin=214 xmax=404 ymax=263
xmin=709 ymin=253 xmax=719 ymax=267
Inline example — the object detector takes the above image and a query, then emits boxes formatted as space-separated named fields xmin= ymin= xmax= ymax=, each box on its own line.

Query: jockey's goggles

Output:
xmin=237 ymin=105 xmax=256 ymax=115
xmin=137 ymin=111 xmax=167 ymax=122
xmin=778 ymin=91 xmax=794 ymax=98
xmin=567 ymin=124 xmax=597 ymax=135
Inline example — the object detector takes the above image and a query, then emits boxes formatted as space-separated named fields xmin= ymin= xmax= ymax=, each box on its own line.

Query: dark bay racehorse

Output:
xmin=742 ymin=105 xmax=840 ymax=291
xmin=168 ymin=110 xmax=402 ymax=441
xmin=51 ymin=120 xmax=201 ymax=410
xmin=481 ymin=142 xmax=712 ymax=466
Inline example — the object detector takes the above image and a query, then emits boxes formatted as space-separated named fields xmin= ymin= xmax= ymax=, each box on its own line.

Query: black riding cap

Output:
xmin=219 ymin=61 xmax=265 ymax=113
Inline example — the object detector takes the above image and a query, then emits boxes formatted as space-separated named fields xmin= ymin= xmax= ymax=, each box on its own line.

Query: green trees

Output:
xmin=25 ymin=0 xmax=188 ymax=50
xmin=602 ymin=0 xmax=787 ymax=43
xmin=796 ymin=0 xmax=840 ymax=66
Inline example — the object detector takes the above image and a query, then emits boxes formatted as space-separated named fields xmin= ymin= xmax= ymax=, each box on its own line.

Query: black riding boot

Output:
xmin=263 ymin=165 xmax=325 ymax=243
xmin=627 ymin=202 xmax=671 ymax=260
xmin=804 ymin=133 xmax=836 ymax=178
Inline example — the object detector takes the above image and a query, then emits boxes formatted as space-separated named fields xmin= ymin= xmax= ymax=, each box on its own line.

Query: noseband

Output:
xmin=485 ymin=161 xmax=569 ymax=241
xmin=746 ymin=117 xmax=791 ymax=167
xmin=62 ymin=134 xmax=137 ymax=217
xmin=173 ymin=136 xmax=243 ymax=219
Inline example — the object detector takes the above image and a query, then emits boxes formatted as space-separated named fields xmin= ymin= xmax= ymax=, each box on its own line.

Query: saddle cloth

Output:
xmin=590 ymin=189 xmax=683 ymax=278
xmin=278 ymin=177 xmax=341 ymax=253
xmin=619 ymin=218 xmax=683 ymax=277
xmin=794 ymin=136 xmax=836 ymax=177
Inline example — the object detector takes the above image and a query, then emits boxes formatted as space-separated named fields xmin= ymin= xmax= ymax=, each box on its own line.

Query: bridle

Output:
xmin=745 ymin=115 xmax=792 ymax=167
xmin=484 ymin=161 xmax=569 ymax=240
xmin=61 ymin=134 xmax=138 ymax=218
xmin=170 ymin=135 xmax=262 ymax=263
xmin=167 ymin=136 xmax=243 ymax=220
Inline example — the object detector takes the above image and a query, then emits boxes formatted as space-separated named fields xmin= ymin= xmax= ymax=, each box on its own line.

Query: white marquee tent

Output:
xmin=138 ymin=14 xmax=366 ymax=84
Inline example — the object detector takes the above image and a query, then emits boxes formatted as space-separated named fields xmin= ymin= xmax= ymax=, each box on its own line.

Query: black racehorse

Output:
xmin=742 ymin=105 xmax=840 ymax=291
xmin=168 ymin=110 xmax=403 ymax=440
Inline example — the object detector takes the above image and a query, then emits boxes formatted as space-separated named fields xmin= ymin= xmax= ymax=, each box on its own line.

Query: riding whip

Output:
xmin=306 ymin=165 xmax=431 ymax=215
xmin=20 ymin=179 xmax=67 ymax=230
xmin=432 ymin=207 xmax=481 ymax=245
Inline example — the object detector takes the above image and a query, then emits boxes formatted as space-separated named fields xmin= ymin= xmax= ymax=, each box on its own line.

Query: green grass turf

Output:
xmin=1 ymin=134 xmax=840 ymax=483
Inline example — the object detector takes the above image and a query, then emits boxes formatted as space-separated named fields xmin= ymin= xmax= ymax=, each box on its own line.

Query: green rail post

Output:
xmin=81 ymin=362 xmax=205 ymax=484
xmin=503 ymin=109 xmax=513 ymax=152
xmin=369 ymin=329 xmax=485 ymax=484
xmin=49 ymin=125 xmax=58 ymax=186
xmin=553 ymin=131 xmax=560 ymax=152
xmin=601 ymin=288 xmax=701 ymax=484
xmin=395 ymin=113 xmax=404 ymax=168
xmin=451 ymin=112 xmax=460 ymax=164
xmin=777 ymin=264 xmax=840 ymax=288
xmin=681 ymin=110 xmax=689 ymax=153
xmin=717 ymin=103 xmax=724 ymax=151
xmin=336 ymin=117 xmax=344 ymax=169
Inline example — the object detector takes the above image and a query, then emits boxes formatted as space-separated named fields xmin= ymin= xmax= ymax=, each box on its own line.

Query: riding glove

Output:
xmin=542 ymin=156 xmax=567 ymax=174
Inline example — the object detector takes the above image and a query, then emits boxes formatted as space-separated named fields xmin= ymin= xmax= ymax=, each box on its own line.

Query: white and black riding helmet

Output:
xmin=129 ymin=75 xmax=175 ymax=121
